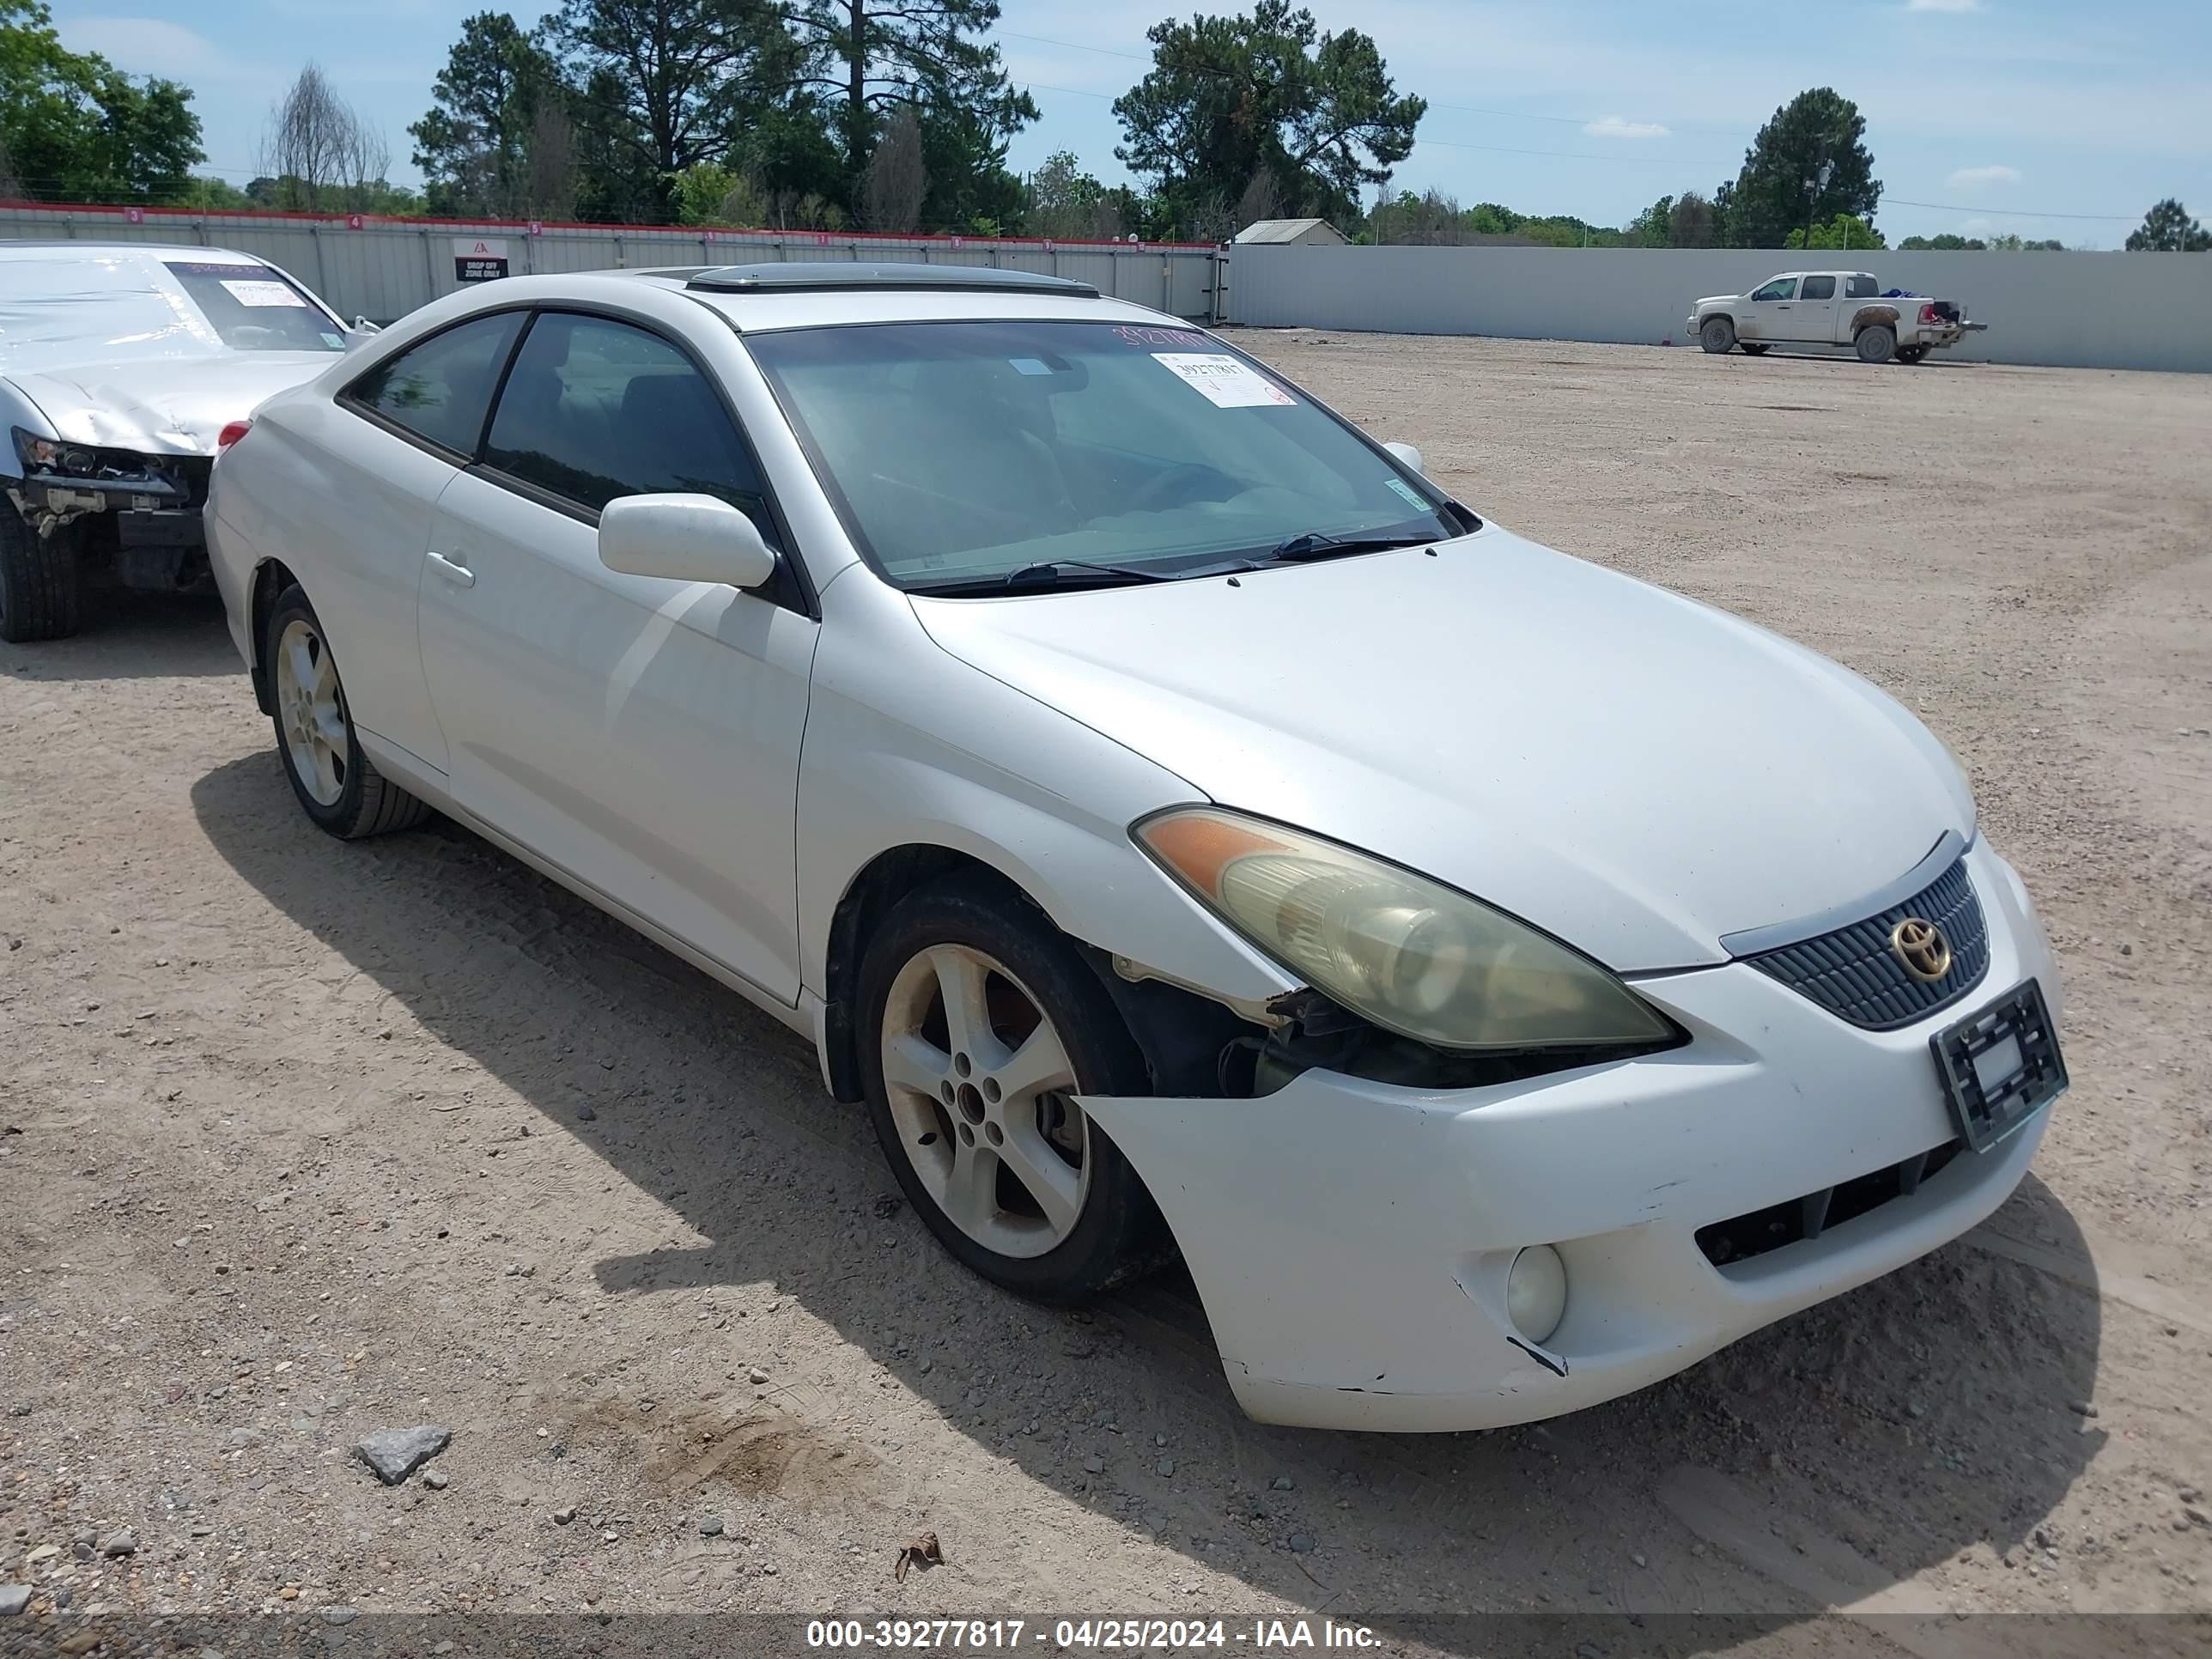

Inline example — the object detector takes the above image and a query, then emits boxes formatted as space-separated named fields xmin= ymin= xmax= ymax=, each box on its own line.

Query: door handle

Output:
xmin=427 ymin=550 xmax=476 ymax=588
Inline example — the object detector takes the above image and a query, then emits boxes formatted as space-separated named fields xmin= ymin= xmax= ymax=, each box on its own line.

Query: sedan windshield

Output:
xmin=745 ymin=320 xmax=1457 ymax=589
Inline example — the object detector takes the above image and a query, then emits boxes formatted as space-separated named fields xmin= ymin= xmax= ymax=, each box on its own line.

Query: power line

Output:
xmin=1884 ymin=197 xmax=2136 ymax=222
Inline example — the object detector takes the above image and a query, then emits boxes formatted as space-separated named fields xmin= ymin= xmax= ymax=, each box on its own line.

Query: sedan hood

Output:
xmin=912 ymin=527 xmax=1973 ymax=972
xmin=9 ymin=353 xmax=338 ymax=456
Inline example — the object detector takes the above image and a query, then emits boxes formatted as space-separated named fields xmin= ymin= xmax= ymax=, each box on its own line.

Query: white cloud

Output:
xmin=1906 ymin=0 xmax=1982 ymax=12
xmin=1582 ymin=116 xmax=1671 ymax=140
xmin=1947 ymin=164 xmax=2023 ymax=188
xmin=56 ymin=17 xmax=227 ymax=78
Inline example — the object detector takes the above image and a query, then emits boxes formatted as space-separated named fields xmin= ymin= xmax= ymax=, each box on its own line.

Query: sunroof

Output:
xmin=685 ymin=262 xmax=1099 ymax=298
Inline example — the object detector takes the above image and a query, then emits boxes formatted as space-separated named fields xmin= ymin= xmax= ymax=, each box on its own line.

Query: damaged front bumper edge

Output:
xmin=1074 ymin=841 xmax=2059 ymax=1432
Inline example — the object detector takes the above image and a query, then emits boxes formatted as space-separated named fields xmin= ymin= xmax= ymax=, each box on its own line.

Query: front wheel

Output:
xmin=264 ymin=585 xmax=430 ymax=838
xmin=1739 ymin=342 xmax=1770 ymax=356
xmin=0 ymin=510 xmax=82 ymax=643
xmin=1699 ymin=317 xmax=1736 ymax=354
xmin=1856 ymin=324 xmax=1897 ymax=364
xmin=860 ymin=877 xmax=1170 ymax=1304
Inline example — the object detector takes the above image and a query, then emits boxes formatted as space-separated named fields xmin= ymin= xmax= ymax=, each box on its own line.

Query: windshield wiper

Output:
xmin=1265 ymin=530 xmax=1439 ymax=562
xmin=909 ymin=559 xmax=1176 ymax=597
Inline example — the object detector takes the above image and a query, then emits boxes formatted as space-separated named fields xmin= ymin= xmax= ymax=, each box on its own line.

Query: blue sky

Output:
xmin=52 ymin=0 xmax=2212 ymax=246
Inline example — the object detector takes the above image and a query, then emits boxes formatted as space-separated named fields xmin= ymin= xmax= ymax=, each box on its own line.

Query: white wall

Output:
xmin=1227 ymin=245 xmax=2212 ymax=373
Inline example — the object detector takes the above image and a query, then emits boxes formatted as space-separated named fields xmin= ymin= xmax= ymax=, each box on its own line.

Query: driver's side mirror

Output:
xmin=599 ymin=493 xmax=778 ymax=590
xmin=1384 ymin=441 xmax=1425 ymax=477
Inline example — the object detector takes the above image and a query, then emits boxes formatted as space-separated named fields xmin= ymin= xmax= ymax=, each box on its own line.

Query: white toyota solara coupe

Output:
xmin=207 ymin=263 xmax=2066 ymax=1432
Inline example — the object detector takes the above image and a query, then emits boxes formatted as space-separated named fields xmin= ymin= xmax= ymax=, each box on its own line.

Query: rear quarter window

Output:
xmin=344 ymin=312 xmax=526 ymax=457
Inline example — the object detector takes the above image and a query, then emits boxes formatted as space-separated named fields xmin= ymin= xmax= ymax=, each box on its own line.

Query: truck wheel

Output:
xmin=1855 ymin=325 xmax=1897 ymax=365
xmin=1898 ymin=344 xmax=1926 ymax=365
xmin=1699 ymin=318 xmax=1735 ymax=354
xmin=1740 ymin=343 xmax=1770 ymax=356
xmin=0 ymin=508 xmax=82 ymax=643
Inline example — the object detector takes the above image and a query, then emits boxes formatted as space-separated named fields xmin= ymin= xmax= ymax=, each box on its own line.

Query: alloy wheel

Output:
xmin=879 ymin=943 xmax=1091 ymax=1259
xmin=275 ymin=617 xmax=349 ymax=806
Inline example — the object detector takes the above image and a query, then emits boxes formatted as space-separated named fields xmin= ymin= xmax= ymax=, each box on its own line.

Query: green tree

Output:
xmin=2124 ymin=198 xmax=2209 ymax=252
xmin=1626 ymin=194 xmax=1674 ymax=247
xmin=1719 ymin=88 xmax=1879 ymax=248
xmin=786 ymin=0 xmax=1034 ymax=196
xmin=1024 ymin=149 xmax=1115 ymax=240
xmin=0 ymin=1 xmax=202 ymax=203
xmin=1783 ymin=211 xmax=1885 ymax=252
xmin=1899 ymin=232 xmax=1985 ymax=251
xmin=410 ymin=11 xmax=566 ymax=216
xmin=545 ymin=0 xmax=811 ymax=221
xmin=1668 ymin=191 xmax=1717 ymax=247
xmin=176 ymin=174 xmax=252 ymax=210
xmin=1113 ymin=2 xmax=1424 ymax=239
xmin=913 ymin=97 xmax=1024 ymax=233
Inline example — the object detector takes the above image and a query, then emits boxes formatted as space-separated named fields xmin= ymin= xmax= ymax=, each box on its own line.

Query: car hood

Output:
xmin=911 ymin=526 xmax=1973 ymax=972
xmin=8 ymin=353 xmax=339 ymax=456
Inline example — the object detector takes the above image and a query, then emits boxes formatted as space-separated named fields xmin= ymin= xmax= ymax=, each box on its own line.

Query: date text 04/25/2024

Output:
xmin=805 ymin=1618 xmax=1380 ymax=1649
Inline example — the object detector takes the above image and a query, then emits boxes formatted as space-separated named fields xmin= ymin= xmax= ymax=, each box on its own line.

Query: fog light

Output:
xmin=1506 ymin=1245 xmax=1567 ymax=1344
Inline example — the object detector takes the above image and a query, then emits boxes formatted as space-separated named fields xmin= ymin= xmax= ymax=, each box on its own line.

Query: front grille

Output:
xmin=1745 ymin=856 xmax=1989 ymax=1030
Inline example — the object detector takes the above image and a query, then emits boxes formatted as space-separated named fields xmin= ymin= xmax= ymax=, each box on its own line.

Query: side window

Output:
xmin=1800 ymin=275 xmax=1837 ymax=300
xmin=483 ymin=312 xmax=774 ymax=539
xmin=346 ymin=312 xmax=524 ymax=455
xmin=1751 ymin=278 xmax=1797 ymax=302
xmin=1846 ymin=274 xmax=1877 ymax=299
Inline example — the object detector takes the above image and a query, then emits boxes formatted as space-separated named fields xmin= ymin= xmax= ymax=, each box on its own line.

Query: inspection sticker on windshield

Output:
xmin=220 ymin=279 xmax=307 ymax=308
xmin=1152 ymin=352 xmax=1297 ymax=409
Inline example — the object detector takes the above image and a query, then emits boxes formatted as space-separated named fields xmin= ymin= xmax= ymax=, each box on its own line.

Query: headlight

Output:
xmin=14 ymin=427 xmax=96 ymax=477
xmin=1136 ymin=806 xmax=1672 ymax=1053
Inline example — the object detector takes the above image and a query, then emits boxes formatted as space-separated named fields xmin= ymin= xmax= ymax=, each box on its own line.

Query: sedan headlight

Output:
xmin=1137 ymin=806 xmax=1671 ymax=1053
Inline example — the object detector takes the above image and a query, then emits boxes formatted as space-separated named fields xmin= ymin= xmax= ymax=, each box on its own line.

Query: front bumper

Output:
xmin=1077 ymin=840 xmax=2060 ymax=1431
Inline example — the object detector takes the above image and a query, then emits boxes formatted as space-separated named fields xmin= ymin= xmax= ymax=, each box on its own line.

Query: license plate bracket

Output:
xmin=1930 ymin=978 xmax=2067 ymax=1152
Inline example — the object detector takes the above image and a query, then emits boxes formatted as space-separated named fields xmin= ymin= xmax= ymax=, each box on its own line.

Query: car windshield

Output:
xmin=744 ymin=319 xmax=1456 ymax=590
xmin=161 ymin=263 xmax=346 ymax=353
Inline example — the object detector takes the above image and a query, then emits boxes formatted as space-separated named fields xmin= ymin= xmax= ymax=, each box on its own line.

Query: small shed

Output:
xmin=1232 ymin=217 xmax=1350 ymax=247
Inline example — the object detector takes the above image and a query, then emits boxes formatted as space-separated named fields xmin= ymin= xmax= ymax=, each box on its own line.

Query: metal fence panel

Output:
xmin=0 ymin=205 xmax=1222 ymax=327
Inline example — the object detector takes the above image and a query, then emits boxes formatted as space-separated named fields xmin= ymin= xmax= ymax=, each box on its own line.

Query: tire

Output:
xmin=1739 ymin=342 xmax=1770 ymax=356
xmin=0 ymin=507 xmax=82 ymax=643
xmin=263 ymin=584 xmax=429 ymax=839
xmin=1856 ymin=324 xmax=1897 ymax=365
xmin=859 ymin=875 xmax=1171 ymax=1304
xmin=1898 ymin=344 xmax=1926 ymax=365
xmin=1699 ymin=317 xmax=1736 ymax=354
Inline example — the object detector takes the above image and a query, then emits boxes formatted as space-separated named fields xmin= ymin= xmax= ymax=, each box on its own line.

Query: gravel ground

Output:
xmin=2 ymin=334 xmax=2209 ymax=1654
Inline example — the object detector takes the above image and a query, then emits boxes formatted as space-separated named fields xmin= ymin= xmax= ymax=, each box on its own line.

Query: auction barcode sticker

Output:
xmin=1152 ymin=352 xmax=1297 ymax=409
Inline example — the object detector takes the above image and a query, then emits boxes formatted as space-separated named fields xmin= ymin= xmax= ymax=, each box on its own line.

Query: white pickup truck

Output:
xmin=1687 ymin=270 xmax=1984 ymax=364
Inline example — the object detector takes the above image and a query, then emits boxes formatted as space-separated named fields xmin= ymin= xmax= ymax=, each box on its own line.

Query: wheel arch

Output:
xmin=246 ymin=556 xmax=300 ymax=716
xmin=1850 ymin=303 xmax=1900 ymax=335
xmin=817 ymin=840 xmax=1259 ymax=1108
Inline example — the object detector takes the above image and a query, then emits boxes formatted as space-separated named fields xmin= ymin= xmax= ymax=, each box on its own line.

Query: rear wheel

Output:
xmin=860 ymin=877 xmax=1170 ymax=1304
xmin=1739 ymin=342 xmax=1771 ymax=356
xmin=1699 ymin=317 xmax=1736 ymax=354
xmin=1856 ymin=324 xmax=1897 ymax=364
xmin=0 ymin=509 xmax=82 ymax=643
xmin=264 ymin=585 xmax=429 ymax=838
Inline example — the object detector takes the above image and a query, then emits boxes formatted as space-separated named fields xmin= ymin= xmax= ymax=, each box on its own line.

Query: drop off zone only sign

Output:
xmin=453 ymin=238 xmax=511 ymax=282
